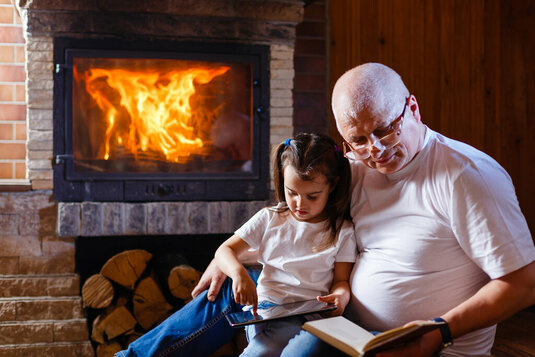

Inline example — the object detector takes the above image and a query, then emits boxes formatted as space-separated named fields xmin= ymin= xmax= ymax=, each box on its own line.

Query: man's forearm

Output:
xmin=443 ymin=260 xmax=535 ymax=339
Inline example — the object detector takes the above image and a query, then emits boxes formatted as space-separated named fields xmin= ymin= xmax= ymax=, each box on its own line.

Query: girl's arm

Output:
xmin=214 ymin=234 xmax=258 ymax=311
xmin=317 ymin=262 xmax=353 ymax=316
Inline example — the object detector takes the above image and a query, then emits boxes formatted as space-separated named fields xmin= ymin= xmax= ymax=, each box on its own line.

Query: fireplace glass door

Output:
xmin=54 ymin=39 xmax=269 ymax=201
xmin=73 ymin=56 xmax=252 ymax=174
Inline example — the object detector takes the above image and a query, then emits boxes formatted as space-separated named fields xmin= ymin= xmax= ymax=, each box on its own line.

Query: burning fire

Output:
xmin=75 ymin=64 xmax=230 ymax=162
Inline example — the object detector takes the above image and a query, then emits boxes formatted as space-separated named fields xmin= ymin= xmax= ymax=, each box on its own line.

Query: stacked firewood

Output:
xmin=81 ymin=249 xmax=201 ymax=357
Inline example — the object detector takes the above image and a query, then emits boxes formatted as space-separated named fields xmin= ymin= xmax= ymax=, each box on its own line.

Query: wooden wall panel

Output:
xmin=329 ymin=0 xmax=535 ymax=238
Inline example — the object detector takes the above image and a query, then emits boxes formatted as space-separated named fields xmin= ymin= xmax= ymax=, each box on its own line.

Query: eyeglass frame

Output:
xmin=342 ymin=96 xmax=410 ymax=160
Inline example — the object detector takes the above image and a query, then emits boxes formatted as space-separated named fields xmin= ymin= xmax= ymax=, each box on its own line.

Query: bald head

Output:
xmin=332 ymin=63 xmax=409 ymax=132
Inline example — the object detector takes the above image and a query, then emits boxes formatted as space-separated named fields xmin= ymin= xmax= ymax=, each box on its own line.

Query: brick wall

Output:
xmin=0 ymin=0 xmax=26 ymax=181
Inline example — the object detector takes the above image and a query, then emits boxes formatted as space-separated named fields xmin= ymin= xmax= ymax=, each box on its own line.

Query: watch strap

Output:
xmin=431 ymin=317 xmax=453 ymax=348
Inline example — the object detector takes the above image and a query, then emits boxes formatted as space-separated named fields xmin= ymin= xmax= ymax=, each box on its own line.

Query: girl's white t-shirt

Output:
xmin=236 ymin=207 xmax=356 ymax=305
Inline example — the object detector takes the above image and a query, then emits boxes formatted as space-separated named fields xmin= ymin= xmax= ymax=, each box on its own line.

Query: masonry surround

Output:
xmin=15 ymin=0 xmax=304 ymax=237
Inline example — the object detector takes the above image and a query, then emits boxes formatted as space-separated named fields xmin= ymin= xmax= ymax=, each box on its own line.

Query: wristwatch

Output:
xmin=431 ymin=317 xmax=453 ymax=349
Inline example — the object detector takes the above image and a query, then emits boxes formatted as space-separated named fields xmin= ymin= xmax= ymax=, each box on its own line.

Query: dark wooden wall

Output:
xmin=328 ymin=0 xmax=535 ymax=239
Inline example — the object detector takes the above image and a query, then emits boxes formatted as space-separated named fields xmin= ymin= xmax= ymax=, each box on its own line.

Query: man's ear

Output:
xmin=409 ymin=95 xmax=421 ymax=122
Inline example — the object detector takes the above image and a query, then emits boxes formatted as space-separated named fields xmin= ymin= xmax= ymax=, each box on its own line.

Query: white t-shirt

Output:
xmin=346 ymin=128 xmax=535 ymax=356
xmin=235 ymin=206 xmax=356 ymax=305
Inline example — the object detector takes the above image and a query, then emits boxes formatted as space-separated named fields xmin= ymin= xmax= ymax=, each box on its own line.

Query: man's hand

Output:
xmin=375 ymin=328 xmax=442 ymax=357
xmin=191 ymin=259 xmax=227 ymax=302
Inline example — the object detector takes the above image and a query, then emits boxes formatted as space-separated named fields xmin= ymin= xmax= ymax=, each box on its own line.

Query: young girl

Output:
xmin=215 ymin=132 xmax=356 ymax=356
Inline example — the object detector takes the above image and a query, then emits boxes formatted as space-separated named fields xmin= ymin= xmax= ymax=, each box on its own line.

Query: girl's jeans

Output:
xmin=115 ymin=266 xmax=340 ymax=357
xmin=115 ymin=268 xmax=258 ymax=357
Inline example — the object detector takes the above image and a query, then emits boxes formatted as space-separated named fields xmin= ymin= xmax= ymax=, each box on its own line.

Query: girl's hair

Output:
xmin=272 ymin=132 xmax=351 ymax=251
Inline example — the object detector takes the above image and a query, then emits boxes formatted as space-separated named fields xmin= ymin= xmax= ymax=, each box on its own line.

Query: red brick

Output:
xmin=0 ymin=162 xmax=12 ymax=178
xmin=15 ymin=122 xmax=26 ymax=139
xmin=14 ymin=45 xmax=24 ymax=62
xmin=0 ymin=103 xmax=26 ymax=121
xmin=15 ymin=84 xmax=25 ymax=101
xmin=0 ymin=64 xmax=25 ymax=81
xmin=0 ymin=123 xmax=12 ymax=138
xmin=0 ymin=45 xmax=14 ymax=62
xmin=14 ymin=162 xmax=25 ymax=179
xmin=0 ymin=84 xmax=13 ymax=101
xmin=0 ymin=6 xmax=13 ymax=23
xmin=0 ymin=142 xmax=25 ymax=159
xmin=0 ymin=26 xmax=24 ymax=43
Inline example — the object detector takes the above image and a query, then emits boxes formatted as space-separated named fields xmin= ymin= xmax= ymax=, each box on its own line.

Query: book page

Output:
xmin=304 ymin=316 xmax=374 ymax=354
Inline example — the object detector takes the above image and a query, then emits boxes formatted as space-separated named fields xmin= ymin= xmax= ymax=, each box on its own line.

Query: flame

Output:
xmin=78 ymin=65 xmax=230 ymax=162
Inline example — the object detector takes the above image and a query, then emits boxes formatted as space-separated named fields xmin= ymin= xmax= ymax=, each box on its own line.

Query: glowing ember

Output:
xmin=75 ymin=65 xmax=230 ymax=162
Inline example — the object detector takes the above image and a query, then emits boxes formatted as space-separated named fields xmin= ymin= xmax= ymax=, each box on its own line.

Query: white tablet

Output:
xmin=225 ymin=299 xmax=337 ymax=327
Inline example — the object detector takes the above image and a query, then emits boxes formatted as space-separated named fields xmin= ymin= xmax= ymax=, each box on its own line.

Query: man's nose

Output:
xmin=368 ymin=135 xmax=386 ymax=156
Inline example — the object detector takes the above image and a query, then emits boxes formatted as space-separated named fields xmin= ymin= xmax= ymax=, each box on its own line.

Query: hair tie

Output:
xmin=284 ymin=139 xmax=292 ymax=146
xmin=333 ymin=145 xmax=340 ymax=153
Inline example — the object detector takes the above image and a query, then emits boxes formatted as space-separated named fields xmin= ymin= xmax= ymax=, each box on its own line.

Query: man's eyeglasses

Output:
xmin=343 ymin=96 xmax=410 ymax=160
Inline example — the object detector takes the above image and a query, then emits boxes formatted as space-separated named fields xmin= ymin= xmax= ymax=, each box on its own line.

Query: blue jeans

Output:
xmin=115 ymin=267 xmax=337 ymax=357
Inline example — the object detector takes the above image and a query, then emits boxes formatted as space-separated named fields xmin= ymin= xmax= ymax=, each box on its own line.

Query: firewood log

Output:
xmin=100 ymin=249 xmax=152 ymax=290
xmin=132 ymin=274 xmax=173 ymax=330
xmin=124 ymin=331 xmax=144 ymax=347
xmin=96 ymin=339 xmax=122 ymax=357
xmin=100 ymin=305 xmax=137 ymax=340
xmin=82 ymin=274 xmax=114 ymax=309
xmin=91 ymin=314 xmax=106 ymax=344
xmin=168 ymin=264 xmax=201 ymax=300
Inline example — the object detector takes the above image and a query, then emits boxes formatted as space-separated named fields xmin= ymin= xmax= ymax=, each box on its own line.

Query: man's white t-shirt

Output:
xmin=346 ymin=128 xmax=535 ymax=356
xmin=236 ymin=207 xmax=356 ymax=305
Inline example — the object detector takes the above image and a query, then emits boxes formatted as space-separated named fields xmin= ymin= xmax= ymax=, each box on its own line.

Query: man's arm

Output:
xmin=377 ymin=260 xmax=535 ymax=357
xmin=191 ymin=249 xmax=259 ymax=302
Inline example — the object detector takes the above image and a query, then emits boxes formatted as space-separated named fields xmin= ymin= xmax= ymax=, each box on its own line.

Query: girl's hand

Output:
xmin=232 ymin=270 xmax=258 ymax=312
xmin=317 ymin=293 xmax=346 ymax=316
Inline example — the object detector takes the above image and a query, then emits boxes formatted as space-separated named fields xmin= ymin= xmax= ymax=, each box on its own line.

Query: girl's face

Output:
xmin=283 ymin=165 xmax=333 ymax=223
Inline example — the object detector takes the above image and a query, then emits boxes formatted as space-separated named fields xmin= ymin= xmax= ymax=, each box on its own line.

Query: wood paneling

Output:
xmin=329 ymin=0 xmax=535 ymax=239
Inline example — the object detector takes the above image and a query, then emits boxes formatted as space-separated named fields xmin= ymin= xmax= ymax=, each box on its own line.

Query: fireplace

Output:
xmin=53 ymin=38 xmax=270 ymax=202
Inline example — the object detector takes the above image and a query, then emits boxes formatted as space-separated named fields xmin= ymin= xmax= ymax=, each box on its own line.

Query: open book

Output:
xmin=303 ymin=316 xmax=445 ymax=357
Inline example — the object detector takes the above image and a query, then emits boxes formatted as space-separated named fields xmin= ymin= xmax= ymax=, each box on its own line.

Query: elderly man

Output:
xmin=117 ymin=63 xmax=535 ymax=357
xmin=330 ymin=63 xmax=535 ymax=356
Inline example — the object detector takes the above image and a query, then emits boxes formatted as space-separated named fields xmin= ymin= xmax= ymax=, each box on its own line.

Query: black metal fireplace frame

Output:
xmin=53 ymin=37 xmax=270 ymax=202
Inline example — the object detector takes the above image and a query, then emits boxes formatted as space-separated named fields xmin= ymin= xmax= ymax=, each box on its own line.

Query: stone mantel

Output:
xmin=57 ymin=200 xmax=268 ymax=237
